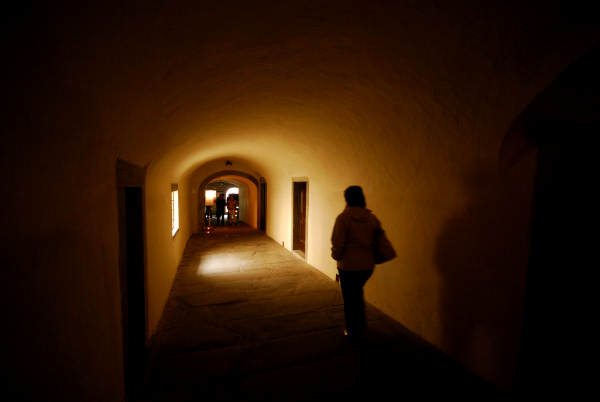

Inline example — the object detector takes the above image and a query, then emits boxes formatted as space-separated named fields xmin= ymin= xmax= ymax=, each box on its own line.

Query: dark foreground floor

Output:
xmin=139 ymin=225 xmax=504 ymax=401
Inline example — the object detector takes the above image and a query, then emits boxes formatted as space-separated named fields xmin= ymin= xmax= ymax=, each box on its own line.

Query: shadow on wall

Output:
xmin=434 ymin=167 xmax=534 ymax=389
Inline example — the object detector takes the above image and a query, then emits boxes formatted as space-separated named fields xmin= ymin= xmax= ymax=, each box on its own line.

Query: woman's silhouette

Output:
xmin=331 ymin=186 xmax=383 ymax=340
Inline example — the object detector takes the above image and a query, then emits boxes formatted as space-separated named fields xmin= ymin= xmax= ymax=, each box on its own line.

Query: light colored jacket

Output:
xmin=331 ymin=207 xmax=381 ymax=271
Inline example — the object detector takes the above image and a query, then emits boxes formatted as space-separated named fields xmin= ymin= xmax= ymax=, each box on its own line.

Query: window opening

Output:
xmin=205 ymin=190 xmax=216 ymax=225
xmin=171 ymin=184 xmax=179 ymax=237
xmin=226 ymin=187 xmax=239 ymax=198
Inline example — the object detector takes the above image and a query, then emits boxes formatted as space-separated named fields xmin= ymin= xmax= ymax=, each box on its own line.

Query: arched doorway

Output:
xmin=206 ymin=180 xmax=240 ymax=225
xmin=198 ymin=170 xmax=266 ymax=232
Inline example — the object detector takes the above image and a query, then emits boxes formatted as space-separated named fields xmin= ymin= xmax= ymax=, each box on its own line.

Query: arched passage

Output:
xmin=204 ymin=176 xmax=257 ymax=227
xmin=205 ymin=179 xmax=240 ymax=224
xmin=196 ymin=170 xmax=265 ymax=232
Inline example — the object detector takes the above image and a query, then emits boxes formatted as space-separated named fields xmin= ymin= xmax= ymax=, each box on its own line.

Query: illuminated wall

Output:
xmin=145 ymin=161 xmax=191 ymax=336
xmin=4 ymin=1 xmax=598 ymax=400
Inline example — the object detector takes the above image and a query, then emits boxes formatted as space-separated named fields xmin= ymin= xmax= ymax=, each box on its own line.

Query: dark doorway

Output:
xmin=119 ymin=186 xmax=147 ymax=399
xmin=509 ymin=44 xmax=600 ymax=397
xmin=516 ymin=124 xmax=595 ymax=396
xmin=117 ymin=160 xmax=148 ymax=401
xmin=293 ymin=181 xmax=307 ymax=255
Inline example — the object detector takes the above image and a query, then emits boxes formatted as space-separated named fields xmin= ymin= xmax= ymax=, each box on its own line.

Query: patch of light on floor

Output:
xmin=197 ymin=253 xmax=245 ymax=275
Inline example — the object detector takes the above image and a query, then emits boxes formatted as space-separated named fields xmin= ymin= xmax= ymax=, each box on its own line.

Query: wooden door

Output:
xmin=293 ymin=182 xmax=307 ymax=253
xmin=259 ymin=180 xmax=267 ymax=232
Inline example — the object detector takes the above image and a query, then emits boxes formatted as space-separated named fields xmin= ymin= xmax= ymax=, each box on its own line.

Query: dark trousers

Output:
xmin=216 ymin=209 xmax=224 ymax=225
xmin=338 ymin=269 xmax=373 ymax=337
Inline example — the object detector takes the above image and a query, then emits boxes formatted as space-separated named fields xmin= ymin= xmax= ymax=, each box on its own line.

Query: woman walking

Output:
xmin=331 ymin=186 xmax=383 ymax=340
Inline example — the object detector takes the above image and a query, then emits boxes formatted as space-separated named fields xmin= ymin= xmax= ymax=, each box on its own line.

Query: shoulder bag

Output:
xmin=374 ymin=228 xmax=397 ymax=264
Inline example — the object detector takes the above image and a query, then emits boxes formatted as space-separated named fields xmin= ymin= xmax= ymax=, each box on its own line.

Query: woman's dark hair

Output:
xmin=344 ymin=186 xmax=366 ymax=207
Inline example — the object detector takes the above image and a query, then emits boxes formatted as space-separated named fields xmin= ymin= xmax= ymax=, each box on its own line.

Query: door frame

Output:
xmin=291 ymin=177 xmax=309 ymax=259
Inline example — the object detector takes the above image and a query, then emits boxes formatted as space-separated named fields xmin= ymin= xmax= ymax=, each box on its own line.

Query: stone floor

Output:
xmin=139 ymin=225 xmax=504 ymax=401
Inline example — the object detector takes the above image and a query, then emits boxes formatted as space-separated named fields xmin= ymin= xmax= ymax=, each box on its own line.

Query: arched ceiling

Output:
xmin=206 ymin=181 xmax=240 ymax=196
xmin=17 ymin=1 xmax=599 ymax=181
xmin=207 ymin=175 xmax=257 ymax=191
xmin=207 ymin=180 xmax=240 ymax=189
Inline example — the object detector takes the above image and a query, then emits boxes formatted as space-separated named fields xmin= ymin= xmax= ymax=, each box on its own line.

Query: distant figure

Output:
xmin=205 ymin=205 xmax=212 ymax=224
xmin=227 ymin=195 xmax=238 ymax=225
xmin=331 ymin=186 xmax=382 ymax=340
xmin=216 ymin=193 xmax=226 ymax=226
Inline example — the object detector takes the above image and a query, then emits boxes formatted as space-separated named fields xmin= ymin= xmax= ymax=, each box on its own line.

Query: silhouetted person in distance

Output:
xmin=216 ymin=193 xmax=226 ymax=226
xmin=331 ymin=186 xmax=382 ymax=340
xmin=205 ymin=205 xmax=213 ymax=224
xmin=227 ymin=195 xmax=238 ymax=225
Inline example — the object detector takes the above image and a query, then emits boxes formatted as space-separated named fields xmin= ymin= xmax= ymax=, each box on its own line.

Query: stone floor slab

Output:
xmin=139 ymin=225 xmax=503 ymax=401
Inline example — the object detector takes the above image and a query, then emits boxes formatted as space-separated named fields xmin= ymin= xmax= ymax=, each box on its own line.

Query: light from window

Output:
xmin=171 ymin=184 xmax=179 ymax=237
xmin=205 ymin=190 xmax=216 ymax=206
